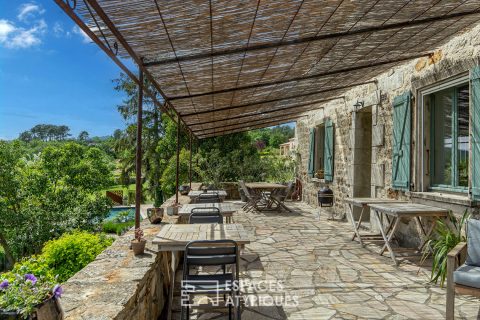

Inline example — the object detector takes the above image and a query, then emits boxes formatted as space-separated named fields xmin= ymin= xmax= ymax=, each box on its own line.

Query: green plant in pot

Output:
xmin=131 ymin=228 xmax=146 ymax=255
xmin=421 ymin=210 xmax=470 ymax=287
xmin=0 ymin=273 xmax=63 ymax=319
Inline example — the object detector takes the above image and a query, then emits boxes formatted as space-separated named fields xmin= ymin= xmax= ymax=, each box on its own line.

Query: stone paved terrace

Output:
xmin=172 ymin=201 xmax=480 ymax=320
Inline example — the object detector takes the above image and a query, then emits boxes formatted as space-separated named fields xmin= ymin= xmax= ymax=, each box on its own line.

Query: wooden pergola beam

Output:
xmin=194 ymin=113 xmax=304 ymax=134
xmin=198 ymin=116 xmax=302 ymax=139
xmin=188 ymin=96 xmax=344 ymax=127
xmin=143 ymin=9 xmax=480 ymax=67
xmin=169 ymin=52 xmax=430 ymax=101
xmin=180 ymin=81 xmax=369 ymax=118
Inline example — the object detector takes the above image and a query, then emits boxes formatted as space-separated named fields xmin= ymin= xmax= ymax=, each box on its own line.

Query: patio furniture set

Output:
xmin=239 ymin=180 xmax=294 ymax=213
xmin=346 ymin=197 xmax=480 ymax=318
xmin=156 ymin=183 xmax=287 ymax=319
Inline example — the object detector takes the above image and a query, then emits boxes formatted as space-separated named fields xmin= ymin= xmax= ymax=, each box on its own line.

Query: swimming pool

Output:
xmin=106 ymin=207 xmax=135 ymax=222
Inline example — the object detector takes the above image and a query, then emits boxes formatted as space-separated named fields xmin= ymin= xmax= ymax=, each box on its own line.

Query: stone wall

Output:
xmin=296 ymin=23 xmax=480 ymax=243
xmin=61 ymin=195 xmax=190 ymax=320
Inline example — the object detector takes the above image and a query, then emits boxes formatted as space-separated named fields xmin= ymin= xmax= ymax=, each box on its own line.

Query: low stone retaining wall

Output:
xmin=61 ymin=195 xmax=190 ymax=319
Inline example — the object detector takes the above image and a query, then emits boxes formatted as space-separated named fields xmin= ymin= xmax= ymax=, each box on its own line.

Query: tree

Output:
xmin=113 ymin=73 xmax=188 ymax=204
xmin=18 ymin=131 xmax=33 ymax=142
xmin=0 ymin=141 xmax=114 ymax=267
xmin=22 ymin=124 xmax=71 ymax=141
xmin=78 ymin=131 xmax=90 ymax=142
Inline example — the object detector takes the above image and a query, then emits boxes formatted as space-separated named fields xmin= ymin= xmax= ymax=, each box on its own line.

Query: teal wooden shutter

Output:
xmin=307 ymin=128 xmax=315 ymax=178
xmin=471 ymin=66 xmax=480 ymax=200
xmin=392 ymin=91 xmax=411 ymax=191
xmin=324 ymin=119 xmax=334 ymax=182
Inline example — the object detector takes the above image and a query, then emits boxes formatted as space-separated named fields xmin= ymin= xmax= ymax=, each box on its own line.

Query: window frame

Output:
xmin=418 ymin=74 xmax=470 ymax=194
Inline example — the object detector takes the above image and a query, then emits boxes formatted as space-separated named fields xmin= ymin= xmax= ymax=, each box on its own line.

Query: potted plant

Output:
xmin=178 ymin=185 xmax=190 ymax=196
xmin=0 ymin=273 xmax=63 ymax=319
xmin=421 ymin=210 xmax=470 ymax=287
xmin=131 ymin=228 xmax=146 ymax=255
xmin=148 ymin=188 xmax=164 ymax=224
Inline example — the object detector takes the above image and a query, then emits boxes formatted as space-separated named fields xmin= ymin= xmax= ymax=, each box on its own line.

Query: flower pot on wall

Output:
xmin=147 ymin=208 xmax=164 ymax=224
xmin=178 ymin=185 xmax=190 ymax=195
xmin=131 ymin=239 xmax=147 ymax=255
xmin=0 ymin=296 xmax=63 ymax=320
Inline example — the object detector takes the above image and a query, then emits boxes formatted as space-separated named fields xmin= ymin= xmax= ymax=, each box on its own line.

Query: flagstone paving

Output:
xmin=173 ymin=201 xmax=480 ymax=319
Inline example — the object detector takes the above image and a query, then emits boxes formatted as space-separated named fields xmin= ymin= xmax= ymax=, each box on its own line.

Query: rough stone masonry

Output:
xmin=296 ymin=23 xmax=480 ymax=246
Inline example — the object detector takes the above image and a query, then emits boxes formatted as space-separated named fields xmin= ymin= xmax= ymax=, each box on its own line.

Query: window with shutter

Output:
xmin=307 ymin=128 xmax=316 ymax=178
xmin=392 ymin=91 xmax=411 ymax=191
xmin=324 ymin=118 xmax=334 ymax=182
xmin=472 ymin=66 xmax=480 ymax=200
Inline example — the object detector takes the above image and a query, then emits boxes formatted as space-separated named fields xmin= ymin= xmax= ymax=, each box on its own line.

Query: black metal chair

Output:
xmin=196 ymin=192 xmax=221 ymax=204
xmin=189 ymin=207 xmax=223 ymax=224
xmin=181 ymin=240 xmax=241 ymax=320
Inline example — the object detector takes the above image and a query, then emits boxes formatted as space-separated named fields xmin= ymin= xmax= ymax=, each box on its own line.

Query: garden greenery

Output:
xmin=421 ymin=210 xmax=470 ymax=287
xmin=0 ymin=231 xmax=112 ymax=318
xmin=2 ymin=231 xmax=113 ymax=283
xmin=0 ymin=141 xmax=114 ymax=267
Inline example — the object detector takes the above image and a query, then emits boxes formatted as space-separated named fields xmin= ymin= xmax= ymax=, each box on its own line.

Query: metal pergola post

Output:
xmin=134 ymin=66 xmax=143 ymax=231
xmin=189 ymin=134 xmax=193 ymax=189
xmin=175 ymin=114 xmax=181 ymax=204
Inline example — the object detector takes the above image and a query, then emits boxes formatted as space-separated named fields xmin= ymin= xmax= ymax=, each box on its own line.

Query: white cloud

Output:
xmin=0 ymin=19 xmax=47 ymax=49
xmin=17 ymin=3 xmax=45 ymax=23
xmin=72 ymin=25 xmax=90 ymax=43
xmin=0 ymin=20 xmax=16 ymax=42
xmin=53 ymin=21 xmax=66 ymax=37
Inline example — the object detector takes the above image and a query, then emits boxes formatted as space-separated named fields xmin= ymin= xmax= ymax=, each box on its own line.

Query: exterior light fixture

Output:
xmin=353 ymin=100 xmax=364 ymax=109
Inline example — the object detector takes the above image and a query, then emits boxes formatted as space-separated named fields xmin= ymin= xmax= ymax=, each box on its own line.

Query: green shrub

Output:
xmin=10 ymin=256 xmax=53 ymax=281
xmin=40 ymin=231 xmax=113 ymax=282
xmin=102 ymin=220 xmax=135 ymax=235
xmin=2 ymin=231 xmax=113 ymax=284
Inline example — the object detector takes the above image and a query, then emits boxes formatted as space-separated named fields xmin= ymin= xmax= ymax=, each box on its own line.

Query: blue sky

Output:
xmin=0 ymin=1 xmax=294 ymax=140
xmin=0 ymin=1 xmax=132 ymax=140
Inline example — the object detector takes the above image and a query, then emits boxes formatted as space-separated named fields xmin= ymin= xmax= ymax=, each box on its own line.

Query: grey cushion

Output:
xmin=466 ymin=219 xmax=480 ymax=267
xmin=453 ymin=264 xmax=480 ymax=289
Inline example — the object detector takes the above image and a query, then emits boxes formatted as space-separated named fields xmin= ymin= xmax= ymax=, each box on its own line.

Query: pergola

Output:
xmin=56 ymin=0 xmax=480 ymax=231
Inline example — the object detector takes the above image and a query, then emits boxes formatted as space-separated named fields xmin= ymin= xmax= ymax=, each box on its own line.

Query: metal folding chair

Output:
xmin=189 ymin=207 xmax=223 ymax=224
xmin=181 ymin=240 xmax=241 ymax=320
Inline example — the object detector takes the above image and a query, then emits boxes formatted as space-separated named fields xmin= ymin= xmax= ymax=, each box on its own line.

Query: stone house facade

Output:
xmin=296 ymin=24 xmax=480 ymax=245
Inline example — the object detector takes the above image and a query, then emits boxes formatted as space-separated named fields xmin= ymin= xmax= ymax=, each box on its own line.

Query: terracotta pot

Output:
xmin=131 ymin=238 xmax=147 ymax=255
xmin=147 ymin=207 xmax=164 ymax=224
xmin=0 ymin=296 xmax=63 ymax=320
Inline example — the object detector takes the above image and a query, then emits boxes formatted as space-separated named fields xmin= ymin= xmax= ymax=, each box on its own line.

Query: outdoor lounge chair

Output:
xmin=446 ymin=219 xmax=480 ymax=319
xmin=181 ymin=240 xmax=241 ymax=320
xmin=189 ymin=207 xmax=223 ymax=224
xmin=196 ymin=192 xmax=221 ymax=204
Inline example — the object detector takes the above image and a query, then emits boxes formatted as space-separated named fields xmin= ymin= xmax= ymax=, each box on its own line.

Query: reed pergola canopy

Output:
xmin=61 ymin=0 xmax=480 ymax=138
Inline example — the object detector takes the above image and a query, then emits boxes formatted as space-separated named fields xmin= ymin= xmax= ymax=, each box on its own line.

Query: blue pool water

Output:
xmin=106 ymin=207 xmax=135 ymax=222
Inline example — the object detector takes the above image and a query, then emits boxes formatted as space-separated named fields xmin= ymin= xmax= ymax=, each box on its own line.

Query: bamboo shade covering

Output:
xmin=75 ymin=0 xmax=480 ymax=138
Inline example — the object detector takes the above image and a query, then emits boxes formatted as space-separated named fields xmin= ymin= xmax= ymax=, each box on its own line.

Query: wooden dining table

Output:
xmin=245 ymin=182 xmax=290 ymax=212
xmin=178 ymin=202 xmax=239 ymax=223
xmin=344 ymin=197 xmax=408 ymax=247
xmin=152 ymin=223 xmax=251 ymax=320
xmin=368 ymin=202 xmax=448 ymax=265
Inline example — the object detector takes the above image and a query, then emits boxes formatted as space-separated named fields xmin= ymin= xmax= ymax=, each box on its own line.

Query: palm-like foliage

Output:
xmin=421 ymin=210 xmax=470 ymax=287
